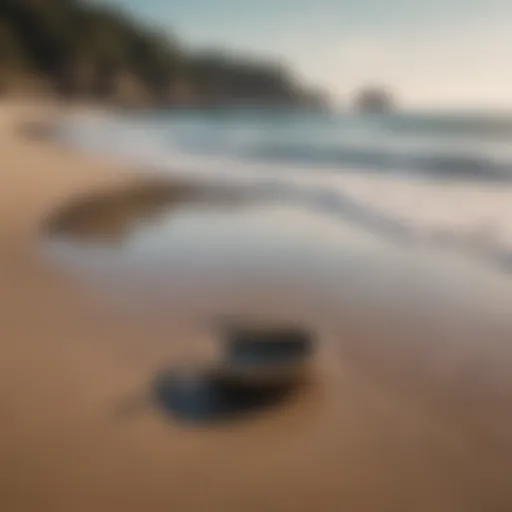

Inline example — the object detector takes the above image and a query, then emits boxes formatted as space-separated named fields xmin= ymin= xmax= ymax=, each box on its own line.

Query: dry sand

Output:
xmin=2 ymin=101 xmax=512 ymax=511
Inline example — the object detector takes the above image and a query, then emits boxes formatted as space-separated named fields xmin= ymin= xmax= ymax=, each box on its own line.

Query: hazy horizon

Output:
xmin=94 ymin=0 xmax=512 ymax=109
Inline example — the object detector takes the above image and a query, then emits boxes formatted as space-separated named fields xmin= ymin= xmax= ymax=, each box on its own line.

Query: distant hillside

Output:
xmin=0 ymin=0 xmax=327 ymax=108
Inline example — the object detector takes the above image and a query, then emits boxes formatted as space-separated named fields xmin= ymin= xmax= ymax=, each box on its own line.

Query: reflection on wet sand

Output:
xmin=43 ymin=179 xmax=250 ymax=244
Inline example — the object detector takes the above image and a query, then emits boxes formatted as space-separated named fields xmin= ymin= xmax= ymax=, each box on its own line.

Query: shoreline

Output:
xmin=3 ymin=100 xmax=512 ymax=511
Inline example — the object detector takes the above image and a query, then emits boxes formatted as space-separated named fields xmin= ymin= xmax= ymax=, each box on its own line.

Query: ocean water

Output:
xmin=60 ymin=108 xmax=512 ymax=272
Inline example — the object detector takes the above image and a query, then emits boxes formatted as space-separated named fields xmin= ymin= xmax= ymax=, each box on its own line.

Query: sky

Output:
xmin=98 ymin=0 xmax=512 ymax=108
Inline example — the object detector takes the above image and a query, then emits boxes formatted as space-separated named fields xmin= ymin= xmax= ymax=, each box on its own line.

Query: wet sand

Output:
xmin=2 ymin=101 xmax=512 ymax=511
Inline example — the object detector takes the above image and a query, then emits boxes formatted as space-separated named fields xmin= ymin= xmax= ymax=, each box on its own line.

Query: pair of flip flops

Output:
xmin=155 ymin=327 xmax=315 ymax=423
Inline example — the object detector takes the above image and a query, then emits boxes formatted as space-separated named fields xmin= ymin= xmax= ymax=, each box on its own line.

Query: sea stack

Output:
xmin=354 ymin=86 xmax=395 ymax=114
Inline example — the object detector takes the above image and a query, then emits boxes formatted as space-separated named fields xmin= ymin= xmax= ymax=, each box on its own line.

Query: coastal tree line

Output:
xmin=0 ymin=0 xmax=325 ymax=107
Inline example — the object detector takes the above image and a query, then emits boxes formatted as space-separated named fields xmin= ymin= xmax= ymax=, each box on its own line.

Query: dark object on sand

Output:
xmin=153 ymin=366 xmax=297 ymax=424
xmin=152 ymin=326 xmax=315 ymax=424
xmin=219 ymin=325 xmax=315 ymax=387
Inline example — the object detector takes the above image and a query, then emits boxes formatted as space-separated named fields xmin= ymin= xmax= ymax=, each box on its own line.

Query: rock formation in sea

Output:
xmin=354 ymin=86 xmax=395 ymax=114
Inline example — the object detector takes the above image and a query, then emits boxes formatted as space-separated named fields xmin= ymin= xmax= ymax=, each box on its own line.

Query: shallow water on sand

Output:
xmin=41 ymin=181 xmax=512 ymax=335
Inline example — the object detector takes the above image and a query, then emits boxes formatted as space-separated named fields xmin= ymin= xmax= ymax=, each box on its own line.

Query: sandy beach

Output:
xmin=3 ymin=101 xmax=512 ymax=511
